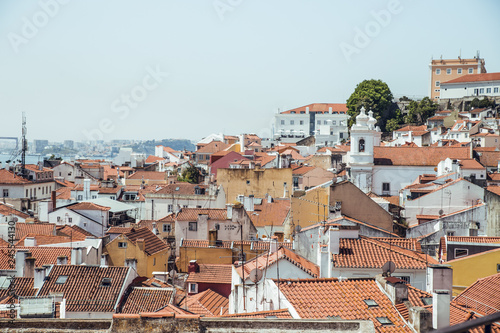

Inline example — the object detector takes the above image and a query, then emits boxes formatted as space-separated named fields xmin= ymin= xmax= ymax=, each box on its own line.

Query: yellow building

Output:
xmin=217 ymin=168 xmax=293 ymax=203
xmin=290 ymin=184 xmax=330 ymax=238
xmin=446 ymin=247 xmax=500 ymax=296
xmin=429 ymin=55 xmax=486 ymax=101
xmin=104 ymin=226 xmax=171 ymax=277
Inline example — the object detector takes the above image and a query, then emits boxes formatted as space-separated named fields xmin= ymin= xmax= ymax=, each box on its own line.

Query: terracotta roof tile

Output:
xmin=186 ymin=264 xmax=232 ymax=285
xmin=181 ymin=239 xmax=233 ymax=249
xmin=221 ymin=308 xmax=292 ymax=318
xmin=0 ymin=247 xmax=71 ymax=269
xmin=141 ymin=277 xmax=172 ymax=288
xmin=55 ymin=187 xmax=72 ymax=199
xmin=278 ymin=278 xmax=412 ymax=332
xmin=281 ymin=103 xmax=347 ymax=114
xmin=454 ymin=272 xmax=500 ymax=316
xmin=249 ymin=198 xmax=290 ymax=228
xmin=236 ymin=247 xmax=319 ymax=278
xmin=15 ymin=234 xmax=74 ymax=246
xmin=447 ymin=236 xmax=500 ymax=244
xmin=371 ymin=238 xmax=422 ymax=252
xmin=56 ymin=224 xmax=96 ymax=239
xmin=127 ymin=171 xmax=168 ymax=180
xmin=196 ymin=141 xmax=230 ymax=154
xmin=0 ymin=203 xmax=29 ymax=219
xmin=153 ymin=183 xmax=208 ymax=195
xmin=15 ymin=223 xmax=56 ymax=240
xmin=38 ymin=265 xmax=130 ymax=313
xmin=69 ymin=202 xmax=111 ymax=211
xmin=124 ymin=227 xmax=168 ymax=256
xmin=180 ymin=289 xmax=229 ymax=317
xmin=121 ymin=287 xmax=175 ymax=313
xmin=476 ymin=150 xmax=500 ymax=167
xmin=175 ymin=208 xmax=227 ymax=221
xmin=332 ymin=236 xmax=437 ymax=270
xmin=0 ymin=277 xmax=37 ymax=304
xmin=106 ymin=226 xmax=134 ymax=234
xmin=146 ymin=155 xmax=166 ymax=164
xmin=442 ymin=72 xmax=500 ymax=84
xmin=395 ymin=125 xmax=428 ymax=132
xmin=374 ymin=146 xmax=470 ymax=166
xmin=0 ymin=169 xmax=30 ymax=184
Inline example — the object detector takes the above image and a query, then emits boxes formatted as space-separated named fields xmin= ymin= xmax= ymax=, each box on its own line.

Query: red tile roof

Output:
xmin=124 ymin=227 xmax=169 ymax=256
xmin=120 ymin=287 xmax=175 ymax=314
xmin=236 ymin=247 xmax=319 ymax=279
xmin=38 ymin=265 xmax=130 ymax=313
xmin=0 ymin=247 xmax=71 ymax=269
xmin=15 ymin=223 xmax=56 ymax=240
xmin=196 ymin=141 xmax=230 ymax=154
xmin=180 ymin=289 xmax=229 ymax=317
xmin=0 ymin=169 xmax=30 ymax=184
xmin=175 ymin=208 xmax=228 ymax=221
xmin=459 ymin=159 xmax=485 ymax=170
xmin=221 ymin=308 xmax=292 ymax=318
xmin=127 ymin=171 xmax=168 ymax=180
xmin=186 ymin=264 xmax=232 ymax=285
xmin=56 ymin=224 xmax=96 ymax=239
xmin=69 ymin=202 xmax=111 ymax=211
xmin=395 ymin=125 xmax=428 ymax=132
xmin=374 ymin=147 xmax=470 ymax=166
xmin=153 ymin=183 xmax=207 ymax=195
xmin=332 ymin=236 xmax=437 ymax=270
xmin=146 ymin=155 xmax=166 ymax=164
xmin=476 ymin=150 xmax=500 ymax=167
xmin=15 ymin=234 xmax=74 ymax=246
xmin=278 ymin=278 xmax=412 ymax=332
xmin=292 ymin=165 xmax=316 ymax=175
xmin=281 ymin=103 xmax=347 ymax=114
xmin=447 ymin=236 xmax=500 ymax=244
xmin=0 ymin=203 xmax=29 ymax=219
xmin=371 ymin=238 xmax=422 ymax=252
xmin=0 ymin=277 xmax=37 ymax=303
xmin=106 ymin=226 xmax=134 ymax=234
xmin=55 ymin=187 xmax=72 ymax=200
xmin=454 ymin=272 xmax=500 ymax=316
xmin=442 ymin=72 xmax=500 ymax=84
xmin=249 ymin=198 xmax=290 ymax=228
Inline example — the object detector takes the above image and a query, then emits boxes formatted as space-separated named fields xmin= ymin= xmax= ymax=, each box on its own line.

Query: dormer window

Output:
xmin=359 ymin=139 xmax=365 ymax=152
xmin=100 ymin=277 xmax=112 ymax=287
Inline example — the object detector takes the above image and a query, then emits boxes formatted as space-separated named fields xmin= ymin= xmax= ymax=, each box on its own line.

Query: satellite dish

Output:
xmin=248 ymin=268 xmax=263 ymax=283
xmin=295 ymin=225 xmax=302 ymax=233
xmin=169 ymin=269 xmax=177 ymax=279
xmin=439 ymin=209 xmax=444 ymax=216
xmin=382 ymin=261 xmax=396 ymax=276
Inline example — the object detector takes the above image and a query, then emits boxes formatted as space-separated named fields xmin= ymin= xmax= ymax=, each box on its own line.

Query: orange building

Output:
xmin=429 ymin=54 xmax=486 ymax=101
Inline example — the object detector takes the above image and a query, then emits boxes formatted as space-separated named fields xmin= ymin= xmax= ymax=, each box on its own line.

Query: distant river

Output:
xmin=0 ymin=153 xmax=111 ymax=166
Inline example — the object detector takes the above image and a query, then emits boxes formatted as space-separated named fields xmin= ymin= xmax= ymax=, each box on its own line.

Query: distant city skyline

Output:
xmin=1 ymin=0 xmax=500 ymax=142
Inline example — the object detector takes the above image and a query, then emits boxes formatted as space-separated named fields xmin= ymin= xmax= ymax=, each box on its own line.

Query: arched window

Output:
xmin=359 ymin=139 xmax=365 ymax=152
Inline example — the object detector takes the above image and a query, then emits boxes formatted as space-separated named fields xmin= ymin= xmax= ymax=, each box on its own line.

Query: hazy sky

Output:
xmin=1 ymin=0 xmax=499 ymax=143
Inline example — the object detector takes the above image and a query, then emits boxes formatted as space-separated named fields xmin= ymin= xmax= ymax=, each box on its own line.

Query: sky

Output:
xmin=1 ymin=0 xmax=499 ymax=143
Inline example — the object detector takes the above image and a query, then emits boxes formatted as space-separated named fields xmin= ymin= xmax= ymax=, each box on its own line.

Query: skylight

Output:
xmin=421 ymin=297 xmax=433 ymax=305
xmin=100 ymin=277 xmax=112 ymax=287
xmin=363 ymin=299 xmax=378 ymax=307
xmin=55 ymin=275 xmax=68 ymax=284
xmin=376 ymin=317 xmax=393 ymax=325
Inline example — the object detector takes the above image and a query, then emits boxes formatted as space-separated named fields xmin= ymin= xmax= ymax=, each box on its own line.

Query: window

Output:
xmin=359 ymin=139 xmax=365 ymax=152
xmin=435 ymin=81 xmax=440 ymax=87
xmin=100 ymin=278 xmax=111 ymax=287
xmin=55 ymin=275 xmax=68 ymax=284
xmin=68 ymin=217 xmax=72 ymax=223
xmin=26 ymin=189 xmax=28 ymax=197
xmin=163 ymin=224 xmax=171 ymax=232
xmin=363 ymin=299 xmax=378 ymax=307
xmin=447 ymin=231 xmax=455 ymax=237
xmin=280 ymin=120 xmax=284 ymax=125
xmin=57 ymin=216 xmax=61 ymax=222
xmin=290 ymin=120 xmax=294 ymax=125
xmin=167 ymin=204 xmax=173 ymax=213
xmin=446 ymin=68 xmax=451 ymax=75
xmin=300 ymin=111 xmax=305 ymax=114
xmin=317 ymin=120 xmax=321 ymax=125
xmin=189 ymin=222 xmax=197 ymax=231
xmin=77 ymin=195 xmax=83 ymax=200
xmin=2 ymin=189 xmax=8 ymax=198
xmin=246 ymin=180 xmax=250 ymax=185
xmin=457 ymin=68 xmax=462 ymax=74
xmin=382 ymin=183 xmax=390 ymax=193
xmin=468 ymin=68 xmax=473 ymax=74
xmin=118 ymin=242 xmax=127 ymax=248
xmin=189 ymin=283 xmax=198 ymax=293
xmin=474 ymin=88 xmax=479 ymax=95
xmin=324 ymin=120 xmax=328 ymax=125
xmin=435 ymin=69 xmax=441 ymax=75
xmin=497 ymin=264 xmax=500 ymax=272
xmin=376 ymin=317 xmax=393 ymax=325
xmin=495 ymin=87 xmax=499 ymax=93
xmin=153 ymin=257 xmax=156 ymax=266
xmin=487 ymin=88 xmax=491 ymax=93
xmin=290 ymin=111 xmax=295 ymax=114
xmin=332 ymin=120 xmax=336 ymax=125
xmin=340 ymin=133 xmax=344 ymax=139
xmin=480 ymin=88 xmax=485 ymax=94
xmin=454 ymin=248 xmax=468 ymax=258
xmin=299 ymin=120 xmax=304 ymax=125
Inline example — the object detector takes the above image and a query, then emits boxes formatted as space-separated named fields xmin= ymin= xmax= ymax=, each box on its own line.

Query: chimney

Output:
xmin=319 ymin=246 xmax=331 ymax=278
xmin=329 ymin=227 xmax=340 ymax=255
xmin=267 ymin=194 xmax=272 ymax=204
xmin=329 ymin=107 xmax=332 ymax=114
xmin=24 ymin=257 xmax=36 ymax=278
xmin=100 ymin=254 xmax=108 ymax=267
xmin=208 ymin=229 xmax=218 ymax=247
xmin=136 ymin=239 xmax=145 ymax=252
xmin=376 ymin=275 xmax=409 ymax=305
xmin=125 ymin=258 xmax=137 ymax=271
xmin=15 ymin=250 xmax=30 ymax=277
xmin=152 ymin=222 xmax=158 ymax=235
xmin=71 ymin=247 xmax=82 ymax=265
xmin=269 ymin=236 xmax=279 ymax=253
xmin=426 ymin=265 xmax=453 ymax=300
xmin=34 ymin=267 xmax=46 ymax=289
xmin=226 ymin=204 xmax=233 ymax=219
xmin=83 ymin=178 xmax=91 ymax=201
xmin=23 ymin=236 xmax=37 ymax=247
xmin=306 ymin=107 xmax=310 ymax=114
xmin=432 ymin=290 xmax=450 ymax=330
xmin=51 ymin=190 xmax=57 ymax=211
xmin=188 ymin=260 xmax=200 ymax=273
xmin=408 ymin=305 xmax=432 ymax=333
xmin=57 ymin=256 xmax=68 ymax=265
xmin=247 ymin=195 xmax=254 ymax=212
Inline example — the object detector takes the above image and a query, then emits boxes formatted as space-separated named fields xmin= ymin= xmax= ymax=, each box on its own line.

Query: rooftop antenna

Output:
xmin=21 ymin=113 xmax=27 ymax=178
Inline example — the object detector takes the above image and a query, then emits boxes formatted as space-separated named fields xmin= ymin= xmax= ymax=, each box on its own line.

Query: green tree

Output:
xmin=178 ymin=164 xmax=200 ymax=184
xmin=346 ymin=79 xmax=394 ymax=130
xmin=404 ymin=97 xmax=438 ymax=124
xmin=385 ymin=118 xmax=400 ymax=132
xmin=478 ymin=97 xmax=493 ymax=108
xmin=470 ymin=97 xmax=480 ymax=108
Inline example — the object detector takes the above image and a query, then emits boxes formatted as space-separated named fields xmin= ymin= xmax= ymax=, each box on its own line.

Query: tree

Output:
xmin=178 ymin=164 xmax=200 ymax=184
xmin=346 ymin=79 xmax=394 ymax=130
xmin=385 ymin=118 xmax=400 ymax=132
xmin=404 ymin=97 xmax=438 ymax=124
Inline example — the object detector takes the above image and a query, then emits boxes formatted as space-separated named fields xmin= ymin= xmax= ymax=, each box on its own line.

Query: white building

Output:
xmin=440 ymin=72 xmax=500 ymax=99
xmin=274 ymin=103 xmax=349 ymax=146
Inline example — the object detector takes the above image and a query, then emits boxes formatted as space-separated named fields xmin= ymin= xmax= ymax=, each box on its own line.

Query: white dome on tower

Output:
xmin=355 ymin=106 xmax=369 ymax=127
xmin=367 ymin=110 xmax=377 ymax=130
